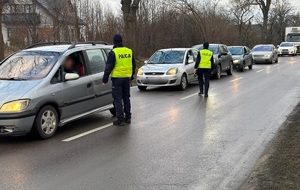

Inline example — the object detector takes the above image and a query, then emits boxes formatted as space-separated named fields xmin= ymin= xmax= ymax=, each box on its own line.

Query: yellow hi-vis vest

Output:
xmin=199 ymin=49 xmax=213 ymax=69
xmin=111 ymin=47 xmax=133 ymax=78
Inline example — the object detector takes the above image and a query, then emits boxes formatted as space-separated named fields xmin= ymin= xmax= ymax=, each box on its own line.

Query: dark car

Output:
xmin=228 ymin=46 xmax=253 ymax=72
xmin=192 ymin=44 xmax=233 ymax=79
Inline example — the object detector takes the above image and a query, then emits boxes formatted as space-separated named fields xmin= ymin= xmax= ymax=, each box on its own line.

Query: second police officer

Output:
xmin=194 ymin=42 xmax=215 ymax=97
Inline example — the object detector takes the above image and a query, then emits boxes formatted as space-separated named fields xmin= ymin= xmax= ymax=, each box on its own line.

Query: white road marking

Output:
xmin=62 ymin=123 xmax=113 ymax=142
xmin=230 ymin=77 xmax=243 ymax=82
xmin=256 ymin=69 xmax=265 ymax=73
xmin=180 ymin=93 xmax=198 ymax=100
xmin=274 ymin=64 xmax=279 ymax=67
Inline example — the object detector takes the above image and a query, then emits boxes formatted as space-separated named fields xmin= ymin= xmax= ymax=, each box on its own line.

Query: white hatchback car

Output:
xmin=137 ymin=48 xmax=199 ymax=91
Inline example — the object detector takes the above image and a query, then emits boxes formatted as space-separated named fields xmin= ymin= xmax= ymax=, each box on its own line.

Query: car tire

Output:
xmin=109 ymin=102 xmax=116 ymax=116
xmin=226 ymin=62 xmax=233 ymax=75
xmin=240 ymin=62 xmax=245 ymax=72
xmin=214 ymin=65 xmax=221 ymax=79
xmin=179 ymin=74 xmax=188 ymax=91
xmin=138 ymin=86 xmax=147 ymax=91
xmin=32 ymin=105 xmax=58 ymax=140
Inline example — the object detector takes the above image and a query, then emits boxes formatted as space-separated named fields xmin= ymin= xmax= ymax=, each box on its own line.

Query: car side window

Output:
xmin=62 ymin=51 xmax=87 ymax=77
xmin=186 ymin=50 xmax=194 ymax=64
xmin=51 ymin=67 xmax=62 ymax=84
xmin=86 ymin=49 xmax=106 ymax=74
xmin=220 ymin=46 xmax=226 ymax=53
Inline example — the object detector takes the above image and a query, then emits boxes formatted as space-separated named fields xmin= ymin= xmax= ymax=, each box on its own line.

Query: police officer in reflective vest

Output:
xmin=103 ymin=34 xmax=136 ymax=126
xmin=194 ymin=42 xmax=214 ymax=97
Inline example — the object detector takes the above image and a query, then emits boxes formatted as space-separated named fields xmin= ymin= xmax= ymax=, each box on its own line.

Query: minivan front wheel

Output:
xmin=33 ymin=106 xmax=58 ymax=139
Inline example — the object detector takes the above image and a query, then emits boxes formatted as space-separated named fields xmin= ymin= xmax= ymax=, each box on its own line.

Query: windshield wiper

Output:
xmin=0 ymin=77 xmax=27 ymax=81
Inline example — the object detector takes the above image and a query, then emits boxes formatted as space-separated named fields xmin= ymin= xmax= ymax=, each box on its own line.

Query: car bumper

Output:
xmin=137 ymin=74 xmax=180 ymax=87
xmin=0 ymin=110 xmax=37 ymax=136
xmin=253 ymin=57 xmax=272 ymax=63
xmin=233 ymin=62 xmax=243 ymax=70
xmin=278 ymin=51 xmax=294 ymax=55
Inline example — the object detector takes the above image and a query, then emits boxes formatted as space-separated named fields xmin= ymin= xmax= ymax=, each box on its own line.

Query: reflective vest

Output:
xmin=199 ymin=49 xmax=213 ymax=69
xmin=111 ymin=47 xmax=133 ymax=78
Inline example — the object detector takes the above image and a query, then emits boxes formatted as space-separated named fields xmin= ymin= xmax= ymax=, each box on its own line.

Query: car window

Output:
xmin=252 ymin=46 xmax=273 ymax=51
xmin=196 ymin=45 xmax=219 ymax=54
xmin=51 ymin=67 xmax=62 ymax=84
xmin=148 ymin=50 xmax=185 ymax=64
xmin=228 ymin=47 xmax=243 ymax=55
xmin=187 ymin=50 xmax=194 ymax=64
xmin=220 ymin=46 xmax=226 ymax=53
xmin=0 ymin=51 xmax=61 ymax=80
xmin=193 ymin=50 xmax=198 ymax=58
xmin=62 ymin=51 xmax=87 ymax=77
xmin=86 ymin=49 xmax=106 ymax=74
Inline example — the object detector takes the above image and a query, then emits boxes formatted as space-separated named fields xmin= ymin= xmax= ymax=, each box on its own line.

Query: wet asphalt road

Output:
xmin=1 ymin=56 xmax=300 ymax=190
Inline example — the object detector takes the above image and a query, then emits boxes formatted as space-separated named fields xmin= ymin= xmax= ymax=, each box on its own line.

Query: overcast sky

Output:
xmin=106 ymin=0 xmax=300 ymax=11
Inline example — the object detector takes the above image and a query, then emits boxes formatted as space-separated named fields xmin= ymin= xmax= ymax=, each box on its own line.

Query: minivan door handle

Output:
xmin=87 ymin=82 xmax=92 ymax=88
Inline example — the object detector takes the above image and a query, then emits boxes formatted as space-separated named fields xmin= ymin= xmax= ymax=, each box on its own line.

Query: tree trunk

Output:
xmin=0 ymin=0 xmax=4 ymax=60
xmin=257 ymin=0 xmax=272 ymax=43
xmin=121 ymin=0 xmax=140 ymax=51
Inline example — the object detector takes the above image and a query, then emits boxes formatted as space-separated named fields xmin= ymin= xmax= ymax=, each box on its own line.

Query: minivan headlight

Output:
xmin=166 ymin=68 xmax=178 ymax=75
xmin=0 ymin=100 xmax=30 ymax=113
xmin=233 ymin=60 xmax=240 ymax=64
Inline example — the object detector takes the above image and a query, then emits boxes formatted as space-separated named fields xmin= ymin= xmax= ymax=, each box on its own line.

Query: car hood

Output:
xmin=0 ymin=80 xmax=41 ymax=107
xmin=252 ymin=51 xmax=273 ymax=55
xmin=231 ymin=55 xmax=243 ymax=60
xmin=141 ymin=64 xmax=182 ymax=73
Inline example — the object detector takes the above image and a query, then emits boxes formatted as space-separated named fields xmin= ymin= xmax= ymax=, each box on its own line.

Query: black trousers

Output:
xmin=197 ymin=69 xmax=211 ymax=94
xmin=112 ymin=78 xmax=131 ymax=121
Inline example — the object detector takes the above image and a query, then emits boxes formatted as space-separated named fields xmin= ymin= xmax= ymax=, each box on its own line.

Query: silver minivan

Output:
xmin=0 ymin=42 xmax=115 ymax=139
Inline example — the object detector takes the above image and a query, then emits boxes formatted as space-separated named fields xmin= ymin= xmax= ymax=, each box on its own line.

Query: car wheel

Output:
xmin=214 ymin=65 xmax=221 ymax=79
xmin=240 ymin=62 xmax=245 ymax=72
xmin=33 ymin=105 xmax=58 ymax=139
xmin=179 ymin=74 xmax=188 ymax=91
xmin=226 ymin=62 xmax=233 ymax=75
xmin=138 ymin=86 xmax=147 ymax=91
xmin=109 ymin=102 xmax=116 ymax=116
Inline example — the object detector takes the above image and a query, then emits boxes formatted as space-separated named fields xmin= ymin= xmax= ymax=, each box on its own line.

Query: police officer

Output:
xmin=194 ymin=42 xmax=214 ymax=97
xmin=103 ymin=34 xmax=136 ymax=126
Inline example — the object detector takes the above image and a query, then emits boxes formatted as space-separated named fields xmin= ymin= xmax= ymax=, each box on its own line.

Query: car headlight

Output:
xmin=137 ymin=68 xmax=144 ymax=75
xmin=166 ymin=68 xmax=178 ymax=75
xmin=264 ymin=54 xmax=271 ymax=57
xmin=233 ymin=60 xmax=240 ymax=64
xmin=0 ymin=100 xmax=30 ymax=113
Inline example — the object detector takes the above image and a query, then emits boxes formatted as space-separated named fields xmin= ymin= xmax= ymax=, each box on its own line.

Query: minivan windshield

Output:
xmin=194 ymin=45 xmax=219 ymax=54
xmin=228 ymin=47 xmax=243 ymax=55
xmin=148 ymin=50 xmax=185 ymax=64
xmin=280 ymin=42 xmax=294 ymax=47
xmin=0 ymin=51 xmax=60 ymax=80
xmin=252 ymin=46 xmax=273 ymax=52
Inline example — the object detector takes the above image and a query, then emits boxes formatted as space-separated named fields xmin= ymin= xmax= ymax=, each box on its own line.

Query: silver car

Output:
xmin=0 ymin=42 xmax=115 ymax=139
xmin=252 ymin=44 xmax=279 ymax=64
xmin=137 ymin=48 xmax=198 ymax=91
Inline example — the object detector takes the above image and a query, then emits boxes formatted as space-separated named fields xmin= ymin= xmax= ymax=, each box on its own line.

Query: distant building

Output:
xmin=2 ymin=0 xmax=84 ymax=46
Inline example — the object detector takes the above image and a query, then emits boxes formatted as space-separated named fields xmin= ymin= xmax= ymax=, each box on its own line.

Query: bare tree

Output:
xmin=230 ymin=0 xmax=254 ymax=44
xmin=255 ymin=0 xmax=272 ymax=43
xmin=121 ymin=0 xmax=141 ymax=50
xmin=0 ymin=0 xmax=5 ymax=60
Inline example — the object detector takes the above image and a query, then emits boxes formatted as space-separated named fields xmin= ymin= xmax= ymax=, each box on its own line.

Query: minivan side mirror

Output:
xmin=144 ymin=60 xmax=148 ymax=65
xmin=65 ymin=73 xmax=80 ymax=81
xmin=221 ymin=52 xmax=227 ymax=56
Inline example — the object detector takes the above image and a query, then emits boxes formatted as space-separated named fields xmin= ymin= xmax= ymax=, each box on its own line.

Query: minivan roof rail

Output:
xmin=68 ymin=41 xmax=110 ymax=49
xmin=25 ymin=42 xmax=72 ymax=49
